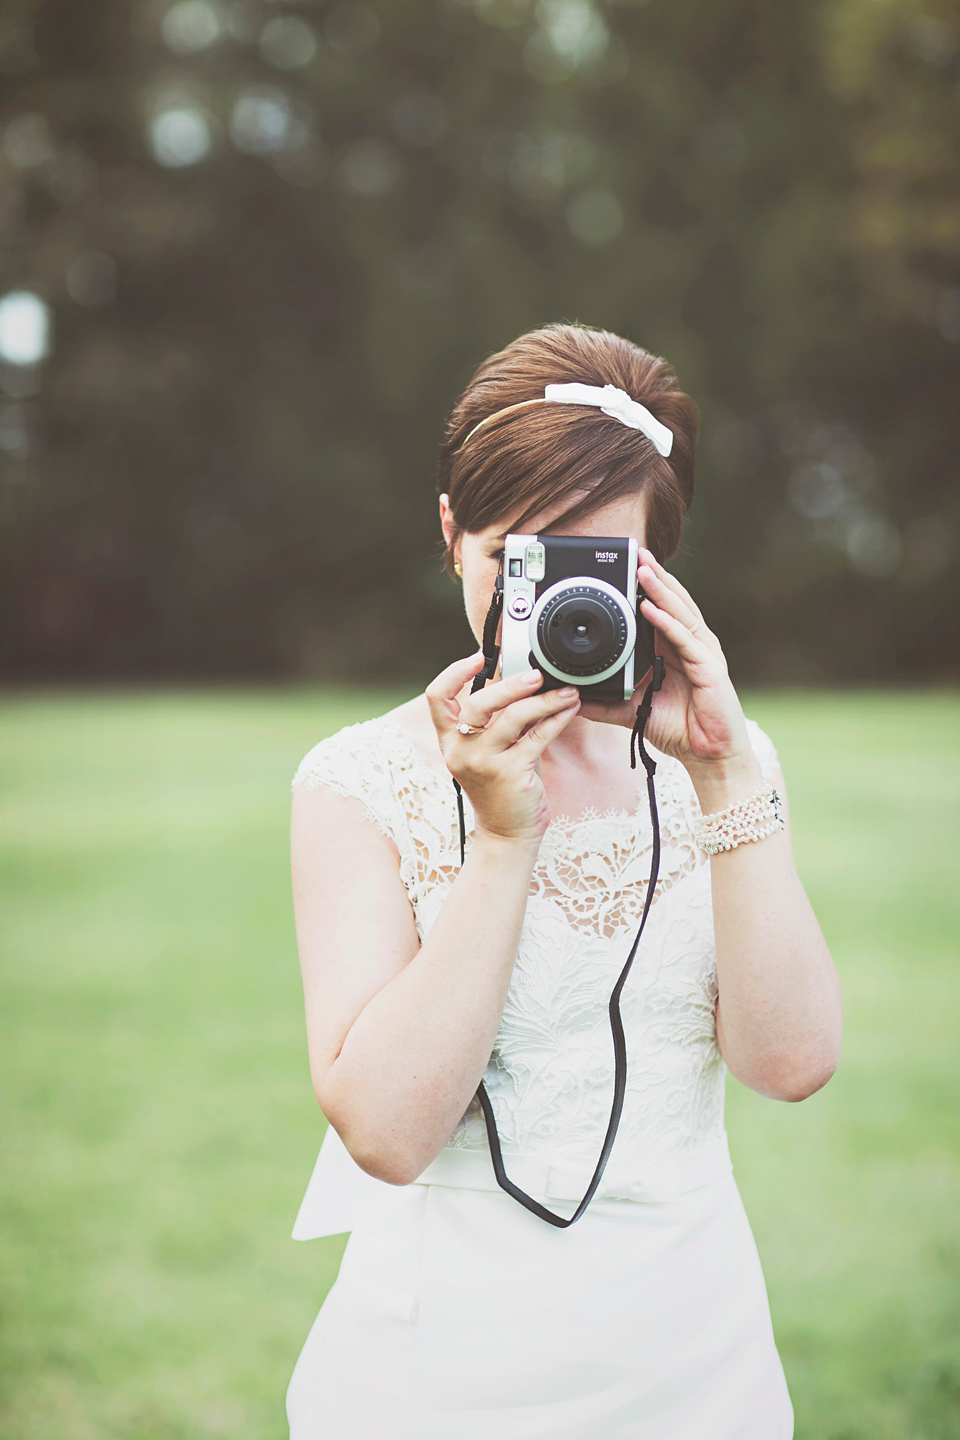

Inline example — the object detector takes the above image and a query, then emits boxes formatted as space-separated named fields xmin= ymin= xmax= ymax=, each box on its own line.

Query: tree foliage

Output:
xmin=0 ymin=0 xmax=957 ymax=682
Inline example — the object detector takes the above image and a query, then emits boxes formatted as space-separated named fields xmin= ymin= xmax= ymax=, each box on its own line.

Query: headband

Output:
xmin=544 ymin=383 xmax=673 ymax=457
xmin=460 ymin=383 xmax=673 ymax=457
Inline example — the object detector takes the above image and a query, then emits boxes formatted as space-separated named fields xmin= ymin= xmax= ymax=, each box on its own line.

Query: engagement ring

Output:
xmin=456 ymin=721 xmax=487 ymax=735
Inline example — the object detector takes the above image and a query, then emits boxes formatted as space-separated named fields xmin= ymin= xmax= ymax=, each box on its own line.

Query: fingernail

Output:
xmin=523 ymin=668 xmax=542 ymax=684
xmin=559 ymin=686 xmax=578 ymax=698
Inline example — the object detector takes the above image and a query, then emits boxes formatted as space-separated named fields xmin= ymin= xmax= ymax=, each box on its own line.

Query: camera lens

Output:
xmin=535 ymin=585 xmax=629 ymax=678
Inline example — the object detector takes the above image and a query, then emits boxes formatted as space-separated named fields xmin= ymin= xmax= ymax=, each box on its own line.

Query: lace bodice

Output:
xmin=292 ymin=714 xmax=780 ymax=1181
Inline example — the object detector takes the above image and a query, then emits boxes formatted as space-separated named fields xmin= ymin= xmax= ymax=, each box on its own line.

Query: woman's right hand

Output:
xmin=426 ymin=654 xmax=581 ymax=844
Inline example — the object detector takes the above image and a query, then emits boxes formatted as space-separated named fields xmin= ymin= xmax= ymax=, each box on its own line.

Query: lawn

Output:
xmin=0 ymin=687 xmax=957 ymax=1440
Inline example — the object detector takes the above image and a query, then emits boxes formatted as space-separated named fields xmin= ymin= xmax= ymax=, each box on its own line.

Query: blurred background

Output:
xmin=1 ymin=3 xmax=959 ymax=1440
xmin=0 ymin=0 xmax=958 ymax=684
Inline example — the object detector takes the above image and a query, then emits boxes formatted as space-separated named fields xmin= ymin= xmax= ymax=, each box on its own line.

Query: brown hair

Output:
xmin=437 ymin=323 xmax=698 ymax=573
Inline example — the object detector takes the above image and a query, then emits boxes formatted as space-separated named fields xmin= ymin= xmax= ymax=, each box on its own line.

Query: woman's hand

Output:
xmin=426 ymin=652 xmax=581 ymax=844
xmin=579 ymin=548 xmax=757 ymax=790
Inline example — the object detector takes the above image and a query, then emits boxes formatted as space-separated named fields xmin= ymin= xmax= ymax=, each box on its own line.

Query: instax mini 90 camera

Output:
xmin=500 ymin=534 xmax=657 ymax=702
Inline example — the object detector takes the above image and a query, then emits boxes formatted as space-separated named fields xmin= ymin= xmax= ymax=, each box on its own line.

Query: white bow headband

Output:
xmin=460 ymin=382 xmax=673 ymax=458
xmin=544 ymin=383 xmax=673 ymax=456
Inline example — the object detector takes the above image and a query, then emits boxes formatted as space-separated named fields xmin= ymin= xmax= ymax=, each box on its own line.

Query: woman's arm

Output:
xmin=687 ymin=755 xmax=841 ymax=1101
xmin=292 ymin=654 xmax=581 ymax=1185
xmin=581 ymin=549 xmax=842 ymax=1102
xmin=293 ymin=789 xmax=540 ymax=1184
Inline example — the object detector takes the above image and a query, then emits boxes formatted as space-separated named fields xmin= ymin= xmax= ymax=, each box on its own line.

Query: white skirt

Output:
xmin=286 ymin=1152 xmax=793 ymax=1439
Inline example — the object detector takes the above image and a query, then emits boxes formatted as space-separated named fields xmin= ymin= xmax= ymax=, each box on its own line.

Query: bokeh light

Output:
xmin=845 ymin=516 xmax=903 ymax=578
xmin=788 ymin=463 xmax=847 ymax=520
xmin=339 ymin=139 xmax=401 ymax=196
xmin=161 ymin=0 xmax=223 ymax=54
xmin=148 ymin=107 xmax=213 ymax=166
xmin=3 ymin=113 xmax=53 ymax=169
xmin=230 ymin=86 xmax=308 ymax=156
xmin=524 ymin=0 xmax=609 ymax=80
xmin=483 ymin=129 xmax=595 ymax=198
xmin=0 ymin=291 xmax=51 ymax=367
xmin=566 ymin=186 xmax=623 ymax=244
xmin=260 ymin=16 xmax=317 ymax=69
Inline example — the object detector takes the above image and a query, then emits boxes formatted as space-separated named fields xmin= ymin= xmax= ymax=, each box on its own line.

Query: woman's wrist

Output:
xmin=683 ymin=750 xmax=765 ymax=814
xmin=471 ymin=826 xmax=544 ymax=863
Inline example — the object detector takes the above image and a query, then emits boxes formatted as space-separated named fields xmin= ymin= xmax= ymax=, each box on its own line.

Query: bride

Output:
xmin=285 ymin=323 xmax=842 ymax=1439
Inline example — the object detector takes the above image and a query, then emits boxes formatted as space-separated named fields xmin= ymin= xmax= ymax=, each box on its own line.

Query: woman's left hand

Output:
xmin=578 ymin=547 xmax=755 ymax=779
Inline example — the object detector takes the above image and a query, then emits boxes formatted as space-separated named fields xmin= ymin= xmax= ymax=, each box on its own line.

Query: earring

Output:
xmin=454 ymin=561 xmax=463 ymax=577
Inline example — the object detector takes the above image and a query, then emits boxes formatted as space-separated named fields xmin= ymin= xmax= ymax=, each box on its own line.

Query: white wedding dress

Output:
xmin=286 ymin=715 xmax=794 ymax=1439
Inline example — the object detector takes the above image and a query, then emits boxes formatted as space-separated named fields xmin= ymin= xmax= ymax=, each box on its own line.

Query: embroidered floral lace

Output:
xmin=292 ymin=716 xmax=780 ymax=1179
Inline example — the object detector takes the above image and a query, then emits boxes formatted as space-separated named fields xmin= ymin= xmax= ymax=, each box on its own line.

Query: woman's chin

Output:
xmin=576 ymin=697 xmax=632 ymax=728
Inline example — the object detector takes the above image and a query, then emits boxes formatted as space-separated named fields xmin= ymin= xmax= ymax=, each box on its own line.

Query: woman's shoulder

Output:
xmin=292 ymin=711 xmax=405 ymax=792
xmin=290 ymin=713 xmax=412 ymax=853
xmin=293 ymin=694 xmax=443 ymax=800
xmin=292 ymin=696 xmax=439 ymax=788
xmin=291 ymin=697 xmax=446 ymax=856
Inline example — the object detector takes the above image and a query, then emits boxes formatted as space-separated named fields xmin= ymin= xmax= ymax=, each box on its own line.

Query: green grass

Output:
xmin=0 ymin=687 xmax=957 ymax=1440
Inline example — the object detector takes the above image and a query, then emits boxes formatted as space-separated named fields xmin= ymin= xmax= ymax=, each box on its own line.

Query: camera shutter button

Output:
xmin=508 ymin=594 xmax=533 ymax=620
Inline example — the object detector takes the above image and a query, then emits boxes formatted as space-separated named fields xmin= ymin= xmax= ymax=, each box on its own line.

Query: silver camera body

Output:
xmin=501 ymin=533 xmax=653 ymax=702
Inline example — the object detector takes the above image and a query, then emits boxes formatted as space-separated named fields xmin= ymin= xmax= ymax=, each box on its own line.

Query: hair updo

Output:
xmin=437 ymin=323 xmax=698 ymax=575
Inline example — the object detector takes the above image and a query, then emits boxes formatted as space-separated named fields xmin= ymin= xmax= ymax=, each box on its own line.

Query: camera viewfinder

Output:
xmin=524 ymin=543 xmax=546 ymax=581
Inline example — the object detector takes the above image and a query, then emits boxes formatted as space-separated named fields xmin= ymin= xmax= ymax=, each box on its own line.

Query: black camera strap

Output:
xmin=452 ymin=572 xmax=504 ymax=862
xmin=451 ymin=579 xmax=665 ymax=1228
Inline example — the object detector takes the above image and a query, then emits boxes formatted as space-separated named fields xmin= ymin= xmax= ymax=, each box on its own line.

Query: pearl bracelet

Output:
xmin=693 ymin=785 xmax=784 ymax=856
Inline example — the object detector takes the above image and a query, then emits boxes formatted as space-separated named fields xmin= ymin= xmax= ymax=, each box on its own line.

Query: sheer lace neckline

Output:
xmin=374 ymin=715 xmax=658 ymax=834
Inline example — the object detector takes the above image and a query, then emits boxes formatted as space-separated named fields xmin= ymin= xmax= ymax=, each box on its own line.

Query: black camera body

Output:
xmin=500 ymin=534 xmax=656 ymax=702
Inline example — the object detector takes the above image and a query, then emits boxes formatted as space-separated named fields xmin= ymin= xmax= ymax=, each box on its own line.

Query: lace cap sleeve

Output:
xmin=291 ymin=719 xmax=403 ymax=848
xmin=744 ymin=718 xmax=781 ymax=787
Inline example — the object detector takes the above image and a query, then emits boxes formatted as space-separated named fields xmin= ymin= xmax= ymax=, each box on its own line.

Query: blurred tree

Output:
xmin=0 ymin=0 xmax=956 ymax=683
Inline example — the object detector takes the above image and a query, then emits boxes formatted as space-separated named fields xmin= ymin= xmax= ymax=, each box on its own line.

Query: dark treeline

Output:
xmin=0 ymin=0 xmax=957 ymax=685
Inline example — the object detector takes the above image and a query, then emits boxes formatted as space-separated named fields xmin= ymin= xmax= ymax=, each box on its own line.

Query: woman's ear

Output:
xmin=438 ymin=493 xmax=456 ymax=547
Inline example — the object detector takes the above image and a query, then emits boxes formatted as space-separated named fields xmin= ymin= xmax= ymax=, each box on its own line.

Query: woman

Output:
xmin=286 ymin=324 xmax=842 ymax=1439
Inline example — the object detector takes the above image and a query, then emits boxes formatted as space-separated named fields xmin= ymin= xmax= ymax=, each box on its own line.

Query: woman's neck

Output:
xmin=544 ymin=709 xmax=623 ymax=763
